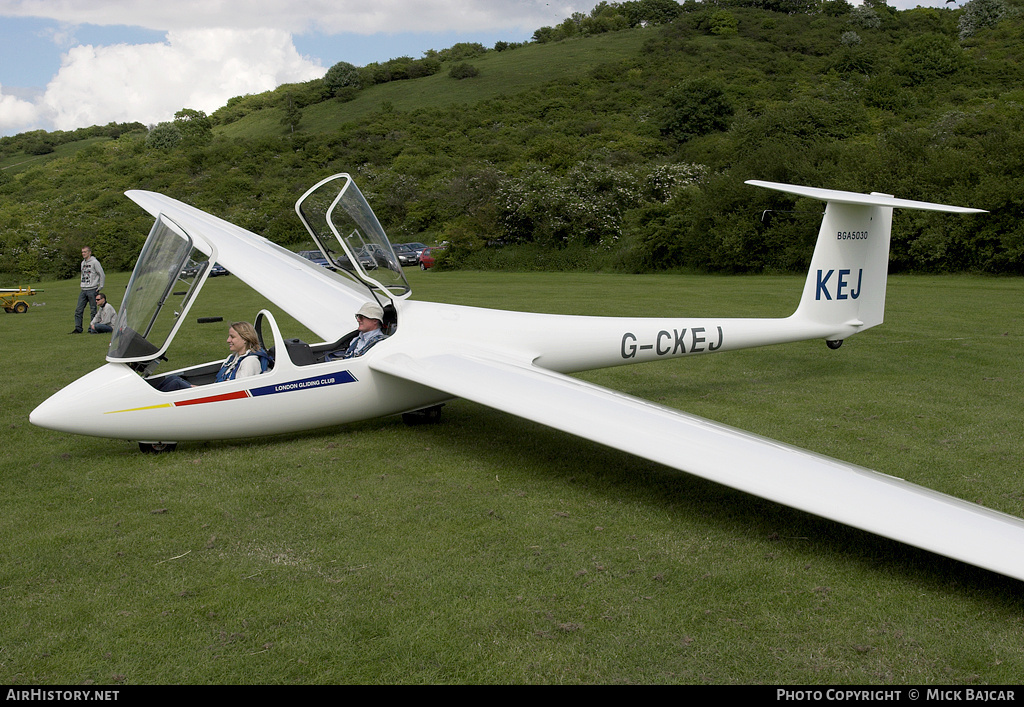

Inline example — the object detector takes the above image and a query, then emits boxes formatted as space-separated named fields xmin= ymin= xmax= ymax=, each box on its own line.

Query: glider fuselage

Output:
xmin=29 ymin=295 xmax=838 ymax=444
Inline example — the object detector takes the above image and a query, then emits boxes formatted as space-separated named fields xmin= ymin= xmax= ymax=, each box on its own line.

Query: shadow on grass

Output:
xmin=414 ymin=400 xmax=1024 ymax=605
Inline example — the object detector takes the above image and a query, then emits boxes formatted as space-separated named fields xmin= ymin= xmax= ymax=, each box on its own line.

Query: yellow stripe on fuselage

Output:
xmin=105 ymin=403 xmax=174 ymax=414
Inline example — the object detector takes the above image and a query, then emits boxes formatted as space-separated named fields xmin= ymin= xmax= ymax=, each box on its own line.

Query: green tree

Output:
xmin=281 ymin=93 xmax=302 ymax=133
xmin=709 ymin=10 xmax=739 ymax=35
xmin=660 ymin=78 xmax=735 ymax=143
xmin=820 ymin=0 xmax=853 ymax=17
xmin=896 ymin=33 xmax=965 ymax=84
xmin=145 ymin=122 xmax=182 ymax=150
xmin=324 ymin=60 xmax=361 ymax=95
xmin=173 ymin=108 xmax=212 ymax=147
xmin=621 ymin=0 xmax=684 ymax=26
xmin=532 ymin=26 xmax=563 ymax=43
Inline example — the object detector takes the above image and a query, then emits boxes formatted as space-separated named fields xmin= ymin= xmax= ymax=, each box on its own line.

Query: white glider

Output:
xmin=32 ymin=174 xmax=1024 ymax=583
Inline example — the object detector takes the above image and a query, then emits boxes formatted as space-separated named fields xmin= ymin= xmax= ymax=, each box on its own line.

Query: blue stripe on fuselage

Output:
xmin=249 ymin=370 xmax=357 ymax=397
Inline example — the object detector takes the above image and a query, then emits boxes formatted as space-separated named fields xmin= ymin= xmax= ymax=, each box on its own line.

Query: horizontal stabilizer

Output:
xmin=746 ymin=180 xmax=987 ymax=213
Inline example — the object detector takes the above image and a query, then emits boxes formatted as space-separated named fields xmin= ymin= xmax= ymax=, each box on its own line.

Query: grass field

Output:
xmin=1 ymin=268 xmax=1023 ymax=684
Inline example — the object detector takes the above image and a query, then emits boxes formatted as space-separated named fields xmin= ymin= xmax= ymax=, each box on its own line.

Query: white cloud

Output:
xmin=0 ymin=0 xmax=577 ymax=135
xmin=0 ymin=84 xmax=40 ymax=132
xmin=38 ymin=27 xmax=324 ymax=131
xmin=0 ymin=0 xmax=577 ymax=35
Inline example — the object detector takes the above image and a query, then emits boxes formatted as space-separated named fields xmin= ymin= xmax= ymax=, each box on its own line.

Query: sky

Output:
xmin=0 ymin=0 xmax=957 ymax=138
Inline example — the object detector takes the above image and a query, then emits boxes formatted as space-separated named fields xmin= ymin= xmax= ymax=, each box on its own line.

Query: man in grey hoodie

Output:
xmin=71 ymin=246 xmax=105 ymax=334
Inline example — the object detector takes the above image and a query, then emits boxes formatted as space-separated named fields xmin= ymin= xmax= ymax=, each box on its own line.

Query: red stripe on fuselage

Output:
xmin=173 ymin=390 xmax=251 ymax=407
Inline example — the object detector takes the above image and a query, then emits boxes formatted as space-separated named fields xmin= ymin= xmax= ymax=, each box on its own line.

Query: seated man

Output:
xmin=331 ymin=302 xmax=387 ymax=359
xmin=87 ymin=292 xmax=117 ymax=334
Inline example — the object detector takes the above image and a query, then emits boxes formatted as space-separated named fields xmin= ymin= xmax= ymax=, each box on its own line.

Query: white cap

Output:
xmin=356 ymin=302 xmax=384 ymax=322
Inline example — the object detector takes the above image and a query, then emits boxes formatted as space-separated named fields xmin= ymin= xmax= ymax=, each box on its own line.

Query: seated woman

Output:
xmin=156 ymin=321 xmax=270 ymax=391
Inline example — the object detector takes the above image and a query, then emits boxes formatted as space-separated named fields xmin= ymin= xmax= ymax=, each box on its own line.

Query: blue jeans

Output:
xmin=74 ymin=288 xmax=98 ymax=332
xmin=154 ymin=375 xmax=193 ymax=391
xmin=88 ymin=323 xmax=112 ymax=334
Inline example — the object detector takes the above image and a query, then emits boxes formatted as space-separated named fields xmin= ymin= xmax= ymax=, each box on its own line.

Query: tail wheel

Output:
xmin=826 ymin=339 xmax=843 ymax=350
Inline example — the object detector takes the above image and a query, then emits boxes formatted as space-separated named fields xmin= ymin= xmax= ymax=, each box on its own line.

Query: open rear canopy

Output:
xmin=295 ymin=173 xmax=411 ymax=300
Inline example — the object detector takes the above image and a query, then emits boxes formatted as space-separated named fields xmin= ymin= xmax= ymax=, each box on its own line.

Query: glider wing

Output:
xmin=371 ymin=347 xmax=1024 ymax=582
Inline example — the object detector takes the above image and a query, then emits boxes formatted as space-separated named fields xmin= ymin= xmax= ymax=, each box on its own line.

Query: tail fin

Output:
xmin=746 ymin=181 xmax=985 ymax=341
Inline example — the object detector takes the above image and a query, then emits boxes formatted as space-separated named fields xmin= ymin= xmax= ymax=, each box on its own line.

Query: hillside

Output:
xmin=219 ymin=30 xmax=653 ymax=140
xmin=1 ymin=0 xmax=1023 ymax=281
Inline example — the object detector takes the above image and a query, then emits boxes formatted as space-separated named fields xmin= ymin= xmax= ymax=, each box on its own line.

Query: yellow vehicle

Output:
xmin=1 ymin=286 xmax=41 ymax=314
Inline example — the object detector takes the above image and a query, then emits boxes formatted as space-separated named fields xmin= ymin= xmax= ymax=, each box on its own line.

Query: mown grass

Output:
xmin=1 ymin=269 xmax=1023 ymax=684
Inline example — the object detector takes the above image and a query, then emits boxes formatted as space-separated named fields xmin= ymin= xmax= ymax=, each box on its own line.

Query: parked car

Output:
xmin=418 ymin=246 xmax=446 ymax=270
xmin=180 ymin=261 xmax=228 ymax=278
xmin=297 ymin=250 xmax=330 ymax=268
xmin=393 ymin=244 xmax=420 ymax=267
xmin=298 ymin=247 xmax=380 ymax=271
xmin=404 ymin=242 xmax=428 ymax=257
xmin=354 ymin=246 xmax=382 ymax=270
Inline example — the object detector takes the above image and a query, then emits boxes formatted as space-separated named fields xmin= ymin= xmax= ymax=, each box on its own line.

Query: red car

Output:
xmin=418 ymin=246 xmax=445 ymax=270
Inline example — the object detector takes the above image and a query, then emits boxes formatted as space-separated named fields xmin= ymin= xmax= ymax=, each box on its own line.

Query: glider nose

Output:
xmin=29 ymin=394 xmax=65 ymax=432
xmin=30 ymin=363 xmax=139 ymax=435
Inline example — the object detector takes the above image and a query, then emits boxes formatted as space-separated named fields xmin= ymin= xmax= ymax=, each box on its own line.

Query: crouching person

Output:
xmin=87 ymin=293 xmax=117 ymax=334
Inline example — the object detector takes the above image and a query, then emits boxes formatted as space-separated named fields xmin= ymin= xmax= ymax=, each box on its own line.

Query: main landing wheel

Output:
xmin=402 ymin=405 xmax=445 ymax=426
xmin=826 ymin=339 xmax=844 ymax=350
xmin=139 ymin=442 xmax=178 ymax=454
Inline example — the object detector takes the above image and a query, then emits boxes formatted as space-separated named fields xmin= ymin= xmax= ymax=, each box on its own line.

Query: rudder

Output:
xmin=794 ymin=198 xmax=893 ymax=335
xmin=746 ymin=181 xmax=985 ymax=342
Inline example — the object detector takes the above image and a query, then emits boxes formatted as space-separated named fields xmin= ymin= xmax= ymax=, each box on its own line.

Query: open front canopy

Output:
xmin=107 ymin=215 xmax=211 ymax=363
xmin=295 ymin=173 xmax=411 ymax=299
xmin=109 ymin=173 xmax=409 ymax=365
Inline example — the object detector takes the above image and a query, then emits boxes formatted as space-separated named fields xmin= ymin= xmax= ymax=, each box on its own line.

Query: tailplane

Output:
xmin=747 ymin=181 xmax=985 ymax=343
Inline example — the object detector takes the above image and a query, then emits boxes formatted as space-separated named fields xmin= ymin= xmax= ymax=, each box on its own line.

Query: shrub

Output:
xmin=25 ymin=140 xmax=55 ymax=155
xmin=958 ymin=0 xmax=1012 ymax=39
xmin=896 ymin=33 xmax=965 ymax=85
xmin=145 ymin=122 xmax=182 ymax=150
xmin=659 ymin=78 xmax=734 ymax=143
xmin=449 ymin=63 xmax=480 ymax=80
xmin=437 ymin=42 xmax=487 ymax=61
